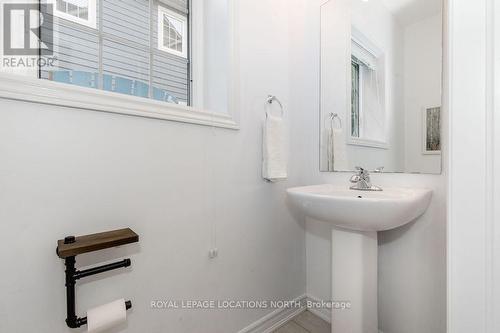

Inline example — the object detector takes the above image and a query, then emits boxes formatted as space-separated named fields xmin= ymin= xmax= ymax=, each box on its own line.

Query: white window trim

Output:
xmin=190 ymin=0 xmax=204 ymax=108
xmin=351 ymin=38 xmax=378 ymax=70
xmin=51 ymin=0 xmax=97 ymax=29
xmin=0 ymin=0 xmax=239 ymax=130
xmin=157 ymin=5 xmax=188 ymax=58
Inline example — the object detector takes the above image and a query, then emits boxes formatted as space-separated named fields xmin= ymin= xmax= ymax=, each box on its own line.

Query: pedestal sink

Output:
xmin=287 ymin=184 xmax=432 ymax=333
xmin=287 ymin=184 xmax=432 ymax=231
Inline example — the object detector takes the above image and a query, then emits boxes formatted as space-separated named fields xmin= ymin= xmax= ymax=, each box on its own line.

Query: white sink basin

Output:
xmin=287 ymin=184 xmax=432 ymax=231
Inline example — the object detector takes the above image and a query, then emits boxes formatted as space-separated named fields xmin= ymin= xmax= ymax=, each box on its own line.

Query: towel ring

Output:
xmin=329 ymin=112 xmax=342 ymax=129
xmin=266 ymin=95 xmax=284 ymax=118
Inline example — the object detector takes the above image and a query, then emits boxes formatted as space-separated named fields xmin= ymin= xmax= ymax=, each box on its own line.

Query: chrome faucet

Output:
xmin=350 ymin=167 xmax=383 ymax=191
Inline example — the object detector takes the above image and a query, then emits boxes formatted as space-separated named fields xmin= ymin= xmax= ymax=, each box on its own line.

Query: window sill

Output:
xmin=0 ymin=73 xmax=239 ymax=130
xmin=347 ymin=137 xmax=389 ymax=149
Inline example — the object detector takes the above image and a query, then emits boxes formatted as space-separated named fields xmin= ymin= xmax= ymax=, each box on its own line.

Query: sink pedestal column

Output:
xmin=331 ymin=227 xmax=378 ymax=333
xmin=287 ymin=184 xmax=432 ymax=333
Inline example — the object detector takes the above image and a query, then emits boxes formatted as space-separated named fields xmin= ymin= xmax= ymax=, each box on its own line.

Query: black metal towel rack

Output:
xmin=56 ymin=229 xmax=139 ymax=329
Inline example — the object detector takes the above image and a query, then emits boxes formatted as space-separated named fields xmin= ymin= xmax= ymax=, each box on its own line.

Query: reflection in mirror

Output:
xmin=320 ymin=0 xmax=442 ymax=174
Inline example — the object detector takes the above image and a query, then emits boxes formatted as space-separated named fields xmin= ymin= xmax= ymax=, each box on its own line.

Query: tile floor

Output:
xmin=273 ymin=310 xmax=330 ymax=333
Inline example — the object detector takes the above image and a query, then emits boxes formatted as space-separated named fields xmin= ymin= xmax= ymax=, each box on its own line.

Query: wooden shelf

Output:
xmin=57 ymin=228 xmax=139 ymax=258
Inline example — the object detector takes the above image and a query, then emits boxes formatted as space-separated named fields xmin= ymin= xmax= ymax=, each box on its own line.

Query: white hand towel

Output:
xmin=332 ymin=128 xmax=348 ymax=171
xmin=263 ymin=114 xmax=287 ymax=182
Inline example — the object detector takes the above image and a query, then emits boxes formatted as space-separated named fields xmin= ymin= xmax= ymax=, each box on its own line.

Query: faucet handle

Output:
xmin=354 ymin=166 xmax=365 ymax=175
xmin=354 ymin=166 xmax=369 ymax=176
xmin=373 ymin=166 xmax=384 ymax=173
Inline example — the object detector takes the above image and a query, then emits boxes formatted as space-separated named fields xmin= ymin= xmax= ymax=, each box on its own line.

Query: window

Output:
xmin=158 ymin=6 xmax=188 ymax=58
xmin=41 ymin=0 xmax=190 ymax=105
xmin=0 ymin=0 xmax=237 ymax=129
xmin=351 ymin=38 xmax=378 ymax=140
xmin=53 ymin=0 xmax=96 ymax=28
xmin=351 ymin=59 xmax=360 ymax=138
xmin=349 ymin=34 xmax=386 ymax=147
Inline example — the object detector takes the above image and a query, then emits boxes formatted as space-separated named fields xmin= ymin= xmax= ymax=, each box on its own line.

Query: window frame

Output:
xmin=157 ymin=5 xmax=188 ymax=59
xmin=52 ymin=0 xmax=97 ymax=29
xmin=347 ymin=33 xmax=388 ymax=149
xmin=0 ymin=0 xmax=239 ymax=130
xmin=351 ymin=58 xmax=362 ymax=138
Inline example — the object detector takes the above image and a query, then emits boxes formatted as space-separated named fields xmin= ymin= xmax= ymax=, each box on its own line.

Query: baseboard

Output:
xmin=237 ymin=294 xmax=307 ymax=333
xmin=305 ymin=294 xmax=331 ymax=324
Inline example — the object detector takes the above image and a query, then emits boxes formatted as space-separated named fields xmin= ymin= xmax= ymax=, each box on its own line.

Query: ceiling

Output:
xmin=381 ymin=0 xmax=442 ymax=26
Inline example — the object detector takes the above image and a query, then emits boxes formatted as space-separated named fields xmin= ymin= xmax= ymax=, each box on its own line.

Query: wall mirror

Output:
xmin=320 ymin=0 xmax=443 ymax=174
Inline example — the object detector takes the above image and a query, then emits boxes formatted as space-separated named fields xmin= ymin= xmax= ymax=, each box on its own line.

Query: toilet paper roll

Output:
xmin=87 ymin=299 xmax=127 ymax=333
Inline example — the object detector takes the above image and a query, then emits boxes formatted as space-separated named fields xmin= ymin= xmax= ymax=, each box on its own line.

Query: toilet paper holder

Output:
xmin=56 ymin=228 xmax=139 ymax=329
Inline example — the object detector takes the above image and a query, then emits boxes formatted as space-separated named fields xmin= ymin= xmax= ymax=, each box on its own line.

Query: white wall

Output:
xmin=0 ymin=1 xmax=307 ymax=332
xmin=447 ymin=0 xmax=500 ymax=332
xmin=289 ymin=0 xmax=446 ymax=332
xmin=404 ymin=14 xmax=443 ymax=174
